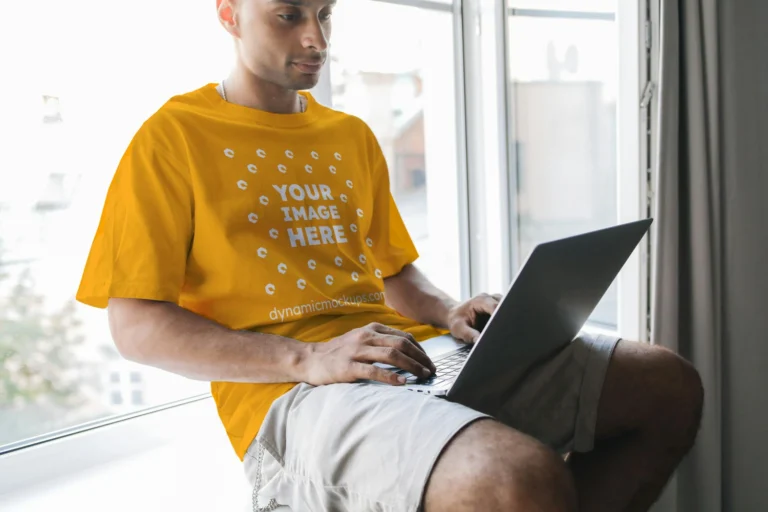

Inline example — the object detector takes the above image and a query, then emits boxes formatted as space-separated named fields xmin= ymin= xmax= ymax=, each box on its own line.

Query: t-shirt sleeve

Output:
xmin=76 ymin=121 xmax=194 ymax=309
xmin=365 ymin=132 xmax=420 ymax=279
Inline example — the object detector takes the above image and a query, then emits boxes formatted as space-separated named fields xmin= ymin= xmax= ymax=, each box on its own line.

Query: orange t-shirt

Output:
xmin=76 ymin=84 xmax=445 ymax=460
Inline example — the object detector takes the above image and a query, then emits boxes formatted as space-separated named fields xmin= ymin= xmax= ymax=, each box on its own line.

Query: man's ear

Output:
xmin=217 ymin=0 xmax=239 ymax=37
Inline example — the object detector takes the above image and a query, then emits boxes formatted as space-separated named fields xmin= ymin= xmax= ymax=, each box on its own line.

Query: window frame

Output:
xmin=463 ymin=0 xmax=650 ymax=339
xmin=615 ymin=0 xmax=652 ymax=343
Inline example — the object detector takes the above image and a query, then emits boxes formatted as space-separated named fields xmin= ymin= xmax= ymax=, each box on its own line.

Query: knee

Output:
xmin=649 ymin=347 xmax=704 ymax=444
xmin=425 ymin=421 xmax=577 ymax=512
xmin=502 ymin=444 xmax=578 ymax=512
xmin=675 ymin=353 xmax=704 ymax=445
xmin=462 ymin=442 xmax=577 ymax=512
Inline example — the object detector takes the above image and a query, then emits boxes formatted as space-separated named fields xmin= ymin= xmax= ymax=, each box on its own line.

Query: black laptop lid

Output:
xmin=448 ymin=218 xmax=653 ymax=404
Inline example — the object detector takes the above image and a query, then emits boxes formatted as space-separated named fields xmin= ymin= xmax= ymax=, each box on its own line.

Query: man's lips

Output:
xmin=293 ymin=61 xmax=324 ymax=73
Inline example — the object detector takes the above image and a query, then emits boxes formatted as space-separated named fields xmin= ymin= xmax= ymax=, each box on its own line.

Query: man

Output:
xmin=76 ymin=0 xmax=703 ymax=510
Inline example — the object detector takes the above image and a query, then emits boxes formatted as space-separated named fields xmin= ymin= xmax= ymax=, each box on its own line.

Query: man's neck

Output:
xmin=223 ymin=67 xmax=303 ymax=114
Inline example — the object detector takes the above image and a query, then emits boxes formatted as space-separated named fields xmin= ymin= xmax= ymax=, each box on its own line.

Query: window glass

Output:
xmin=506 ymin=2 xmax=621 ymax=328
xmin=0 ymin=0 xmax=229 ymax=449
xmin=331 ymin=0 xmax=463 ymax=299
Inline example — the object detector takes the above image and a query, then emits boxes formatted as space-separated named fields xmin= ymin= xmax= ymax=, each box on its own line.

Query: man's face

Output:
xmin=221 ymin=0 xmax=334 ymax=90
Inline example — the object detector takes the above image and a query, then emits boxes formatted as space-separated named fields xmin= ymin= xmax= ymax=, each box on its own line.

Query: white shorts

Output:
xmin=243 ymin=333 xmax=620 ymax=512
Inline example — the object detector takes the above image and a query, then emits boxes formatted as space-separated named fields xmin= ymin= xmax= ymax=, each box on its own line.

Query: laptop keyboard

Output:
xmin=396 ymin=345 xmax=471 ymax=385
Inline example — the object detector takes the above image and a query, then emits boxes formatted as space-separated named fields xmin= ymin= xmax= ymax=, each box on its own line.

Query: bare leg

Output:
xmin=423 ymin=418 xmax=577 ymax=512
xmin=568 ymin=341 xmax=704 ymax=511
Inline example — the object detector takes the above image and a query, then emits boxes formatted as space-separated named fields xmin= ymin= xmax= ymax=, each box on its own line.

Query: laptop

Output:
xmin=371 ymin=219 xmax=653 ymax=413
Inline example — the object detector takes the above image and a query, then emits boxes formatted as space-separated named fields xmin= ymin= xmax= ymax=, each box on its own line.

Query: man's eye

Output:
xmin=278 ymin=14 xmax=298 ymax=21
xmin=320 ymin=11 xmax=333 ymax=21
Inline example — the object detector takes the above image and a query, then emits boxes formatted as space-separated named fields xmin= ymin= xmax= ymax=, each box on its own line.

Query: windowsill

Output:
xmin=0 ymin=393 xmax=212 ymax=458
xmin=0 ymin=397 xmax=250 ymax=512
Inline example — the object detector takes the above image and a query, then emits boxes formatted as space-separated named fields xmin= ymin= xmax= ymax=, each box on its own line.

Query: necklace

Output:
xmin=220 ymin=79 xmax=306 ymax=113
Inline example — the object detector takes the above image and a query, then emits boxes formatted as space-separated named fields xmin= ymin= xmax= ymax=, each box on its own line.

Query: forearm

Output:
xmin=383 ymin=264 xmax=459 ymax=329
xmin=108 ymin=298 xmax=310 ymax=383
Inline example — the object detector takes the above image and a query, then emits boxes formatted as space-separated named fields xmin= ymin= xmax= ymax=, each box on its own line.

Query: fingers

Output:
xmin=476 ymin=294 xmax=501 ymax=315
xmin=356 ymin=345 xmax=432 ymax=379
xmin=368 ymin=322 xmax=429 ymax=356
xmin=369 ymin=322 xmax=419 ymax=344
xmin=452 ymin=323 xmax=481 ymax=344
xmin=447 ymin=294 xmax=502 ymax=343
xmin=368 ymin=334 xmax=435 ymax=374
xmin=350 ymin=361 xmax=405 ymax=386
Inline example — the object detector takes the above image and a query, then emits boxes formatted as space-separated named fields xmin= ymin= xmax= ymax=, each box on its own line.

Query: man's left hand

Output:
xmin=446 ymin=293 xmax=503 ymax=343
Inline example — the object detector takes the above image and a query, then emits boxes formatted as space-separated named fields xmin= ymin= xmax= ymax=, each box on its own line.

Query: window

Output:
xmin=0 ymin=0 xmax=648 ymax=457
xmin=329 ymin=0 xmax=463 ymax=300
xmin=0 ymin=0 xmax=230 ymax=450
xmin=505 ymin=0 xmax=641 ymax=331
xmin=131 ymin=390 xmax=144 ymax=406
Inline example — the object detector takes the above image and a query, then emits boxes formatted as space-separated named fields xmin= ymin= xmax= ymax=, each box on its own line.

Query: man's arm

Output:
xmin=107 ymin=298 xmax=435 ymax=384
xmin=383 ymin=264 xmax=459 ymax=330
xmin=384 ymin=264 xmax=502 ymax=343
xmin=108 ymin=298 xmax=309 ymax=383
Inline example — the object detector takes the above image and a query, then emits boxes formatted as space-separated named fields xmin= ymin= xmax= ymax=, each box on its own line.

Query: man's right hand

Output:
xmin=301 ymin=323 xmax=436 ymax=386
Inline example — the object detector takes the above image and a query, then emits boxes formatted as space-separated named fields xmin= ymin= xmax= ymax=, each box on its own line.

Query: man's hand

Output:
xmin=447 ymin=293 xmax=503 ymax=343
xmin=302 ymin=323 xmax=436 ymax=386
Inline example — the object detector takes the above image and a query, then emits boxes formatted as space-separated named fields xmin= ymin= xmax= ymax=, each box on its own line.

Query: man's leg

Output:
xmin=423 ymin=418 xmax=577 ymax=512
xmin=245 ymin=381 xmax=579 ymax=512
xmin=567 ymin=341 xmax=704 ymax=511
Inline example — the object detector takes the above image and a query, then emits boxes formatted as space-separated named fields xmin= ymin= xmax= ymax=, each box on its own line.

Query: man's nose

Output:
xmin=301 ymin=19 xmax=329 ymax=52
